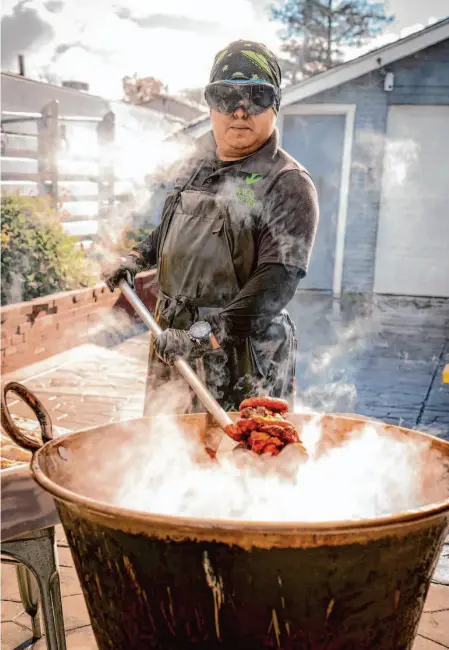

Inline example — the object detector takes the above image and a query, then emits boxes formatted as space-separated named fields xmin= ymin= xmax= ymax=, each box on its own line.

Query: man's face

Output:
xmin=211 ymin=107 xmax=276 ymax=161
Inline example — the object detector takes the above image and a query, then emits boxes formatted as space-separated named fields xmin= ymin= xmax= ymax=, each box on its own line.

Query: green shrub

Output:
xmin=95 ymin=210 xmax=155 ymax=258
xmin=94 ymin=181 xmax=167 ymax=258
xmin=1 ymin=194 xmax=96 ymax=305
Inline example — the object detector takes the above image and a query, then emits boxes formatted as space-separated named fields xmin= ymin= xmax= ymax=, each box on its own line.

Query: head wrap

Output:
xmin=209 ymin=40 xmax=282 ymax=112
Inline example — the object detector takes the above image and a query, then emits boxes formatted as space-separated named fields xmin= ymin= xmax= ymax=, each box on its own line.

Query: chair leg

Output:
xmin=16 ymin=564 xmax=42 ymax=639
xmin=2 ymin=529 xmax=67 ymax=650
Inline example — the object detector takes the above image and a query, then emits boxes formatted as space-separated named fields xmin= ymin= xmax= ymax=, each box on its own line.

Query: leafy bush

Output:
xmin=95 ymin=197 xmax=159 ymax=259
xmin=118 ymin=223 xmax=155 ymax=252
xmin=1 ymin=194 xmax=96 ymax=305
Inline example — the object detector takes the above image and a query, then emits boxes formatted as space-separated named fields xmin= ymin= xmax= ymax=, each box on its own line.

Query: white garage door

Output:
xmin=374 ymin=105 xmax=449 ymax=297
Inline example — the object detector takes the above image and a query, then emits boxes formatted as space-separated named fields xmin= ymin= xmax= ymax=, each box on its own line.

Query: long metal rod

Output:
xmin=119 ymin=280 xmax=233 ymax=430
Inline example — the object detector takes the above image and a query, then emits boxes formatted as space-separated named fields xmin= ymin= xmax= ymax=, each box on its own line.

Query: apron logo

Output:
xmin=246 ymin=173 xmax=263 ymax=185
xmin=236 ymin=187 xmax=256 ymax=206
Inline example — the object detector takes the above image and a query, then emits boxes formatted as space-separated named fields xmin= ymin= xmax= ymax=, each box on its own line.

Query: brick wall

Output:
xmin=1 ymin=271 xmax=157 ymax=374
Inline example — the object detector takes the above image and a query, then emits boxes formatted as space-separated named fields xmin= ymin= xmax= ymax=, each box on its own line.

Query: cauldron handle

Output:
xmin=1 ymin=381 xmax=53 ymax=451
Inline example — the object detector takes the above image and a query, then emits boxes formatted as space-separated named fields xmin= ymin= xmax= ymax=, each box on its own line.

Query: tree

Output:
xmin=271 ymin=0 xmax=393 ymax=84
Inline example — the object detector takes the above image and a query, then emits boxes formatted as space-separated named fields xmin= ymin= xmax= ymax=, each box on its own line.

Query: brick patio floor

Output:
xmin=2 ymin=293 xmax=449 ymax=648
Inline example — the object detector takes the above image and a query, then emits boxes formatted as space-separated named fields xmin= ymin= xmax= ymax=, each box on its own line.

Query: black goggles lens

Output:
xmin=204 ymin=82 xmax=277 ymax=114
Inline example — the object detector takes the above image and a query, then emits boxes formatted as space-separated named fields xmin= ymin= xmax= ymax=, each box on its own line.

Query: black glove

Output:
xmin=105 ymin=255 xmax=140 ymax=292
xmin=154 ymin=329 xmax=212 ymax=365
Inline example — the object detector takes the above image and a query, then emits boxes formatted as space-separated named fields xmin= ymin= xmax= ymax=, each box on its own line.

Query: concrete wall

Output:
xmin=292 ymin=38 xmax=449 ymax=293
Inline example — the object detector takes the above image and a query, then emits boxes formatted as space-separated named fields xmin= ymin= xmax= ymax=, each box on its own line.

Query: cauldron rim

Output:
xmin=30 ymin=414 xmax=449 ymax=538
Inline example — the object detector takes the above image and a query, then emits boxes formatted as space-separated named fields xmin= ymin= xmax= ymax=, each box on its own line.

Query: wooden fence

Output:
xmin=1 ymin=101 xmax=117 ymax=245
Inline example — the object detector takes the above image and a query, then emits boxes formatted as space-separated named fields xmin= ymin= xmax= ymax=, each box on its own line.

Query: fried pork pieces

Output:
xmin=225 ymin=397 xmax=308 ymax=458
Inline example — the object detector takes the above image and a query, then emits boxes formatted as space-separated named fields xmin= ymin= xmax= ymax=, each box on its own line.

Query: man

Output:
xmin=106 ymin=40 xmax=319 ymax=414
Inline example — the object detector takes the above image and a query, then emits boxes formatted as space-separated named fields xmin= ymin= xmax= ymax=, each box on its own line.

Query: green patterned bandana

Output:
xmin=209 ymin=40 xmax=282 ymax=112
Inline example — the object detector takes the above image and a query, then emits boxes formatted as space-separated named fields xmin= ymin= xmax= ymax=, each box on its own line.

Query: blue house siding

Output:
xmin=288 ymin=38 xmax=449 ymax=293
xmin=297 ymin=72 xmax=388 ymax=292
xmin=388 ymin=39 xmax=449 ymax=105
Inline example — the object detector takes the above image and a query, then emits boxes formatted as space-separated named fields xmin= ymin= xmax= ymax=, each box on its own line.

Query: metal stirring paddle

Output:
xmin=119 ymin=280 xmax=233 ymax=431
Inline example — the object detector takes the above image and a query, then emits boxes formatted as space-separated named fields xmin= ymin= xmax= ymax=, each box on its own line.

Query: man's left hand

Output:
xmin=154 ymin=329 xmax=212 ymax=365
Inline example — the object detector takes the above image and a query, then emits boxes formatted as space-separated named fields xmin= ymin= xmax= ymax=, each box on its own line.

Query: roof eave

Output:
xmin=178 ymin=17 xmax=449 ymax=138
xmin=282 ymin=17 xmax=449 ymax=106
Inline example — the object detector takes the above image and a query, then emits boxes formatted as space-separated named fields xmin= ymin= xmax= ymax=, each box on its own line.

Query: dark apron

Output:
xmin=143 ymin=178 xmax=297 ymax=415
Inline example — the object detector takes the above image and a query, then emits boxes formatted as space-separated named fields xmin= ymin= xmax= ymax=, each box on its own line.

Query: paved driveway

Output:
xmin=290 ymin=293 xmax=449 ymax=436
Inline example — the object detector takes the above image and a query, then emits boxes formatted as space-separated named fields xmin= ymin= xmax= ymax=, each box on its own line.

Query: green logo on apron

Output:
xmin=246 ymin=173 xmax=263 ymax=185
xmin=236 ymin=187 xmax=256 ymax=206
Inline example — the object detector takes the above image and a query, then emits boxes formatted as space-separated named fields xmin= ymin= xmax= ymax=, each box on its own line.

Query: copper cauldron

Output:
xmin=3 ymin=382 xmax=449 ymax=650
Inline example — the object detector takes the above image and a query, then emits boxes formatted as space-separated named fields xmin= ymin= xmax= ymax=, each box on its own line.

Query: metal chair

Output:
xmin=1 ymin=382 xmax=69 ymax=648
xmin=2 ymin=527 xmax=67 ymax=650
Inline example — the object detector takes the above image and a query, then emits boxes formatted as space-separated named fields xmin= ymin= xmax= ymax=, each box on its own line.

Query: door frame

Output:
xmin=278 ymin=104 xmax=356 ymax=295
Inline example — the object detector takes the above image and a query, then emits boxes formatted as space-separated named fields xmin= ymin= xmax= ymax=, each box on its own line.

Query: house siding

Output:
xmin=298 ymin=71 xmax=388 ymax=292
xmin=288 ymin=38 xmax=449 ymax=293
xmin=388 ymin=39 xmax=449 ymax=105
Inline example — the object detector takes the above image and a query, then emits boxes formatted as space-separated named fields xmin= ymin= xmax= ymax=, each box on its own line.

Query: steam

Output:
xmin=2 ymin=2 xmax=443 ymax=97
xmin=111 ymin=381 xmax=449 ymax=523
xmin=1 ymin=0 xmax=280 ymax=97
xmin=54 ymin=101 xmax=196 ymax=281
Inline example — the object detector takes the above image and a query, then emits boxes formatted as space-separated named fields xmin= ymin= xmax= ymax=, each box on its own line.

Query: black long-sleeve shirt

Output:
xmin=205 ymin=263 xmax=302 ymax=344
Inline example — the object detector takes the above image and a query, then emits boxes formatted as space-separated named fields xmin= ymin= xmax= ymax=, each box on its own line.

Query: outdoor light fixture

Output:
xmin=384 ymin=71 xmax=395 ymax=91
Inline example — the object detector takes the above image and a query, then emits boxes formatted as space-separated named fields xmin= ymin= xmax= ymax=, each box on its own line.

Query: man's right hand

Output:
xmin=104 ymin=255 xmax=140 ymax=292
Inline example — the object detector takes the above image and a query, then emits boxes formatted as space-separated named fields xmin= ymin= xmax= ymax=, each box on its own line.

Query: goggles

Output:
xmin=204 ymin=80 xmax=279 ymax=115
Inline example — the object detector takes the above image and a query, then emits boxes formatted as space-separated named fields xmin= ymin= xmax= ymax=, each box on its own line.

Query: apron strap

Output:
xmin=156 ymin=160 xmax=207 ymax=263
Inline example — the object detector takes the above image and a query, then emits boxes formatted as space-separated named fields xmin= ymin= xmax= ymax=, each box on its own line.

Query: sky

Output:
xmin=1 ymin=0 xmax=448 ymax=99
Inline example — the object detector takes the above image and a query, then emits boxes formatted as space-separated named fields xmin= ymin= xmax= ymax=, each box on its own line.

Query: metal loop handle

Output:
xmin=1 ymin=381 xmax=53 ymax=452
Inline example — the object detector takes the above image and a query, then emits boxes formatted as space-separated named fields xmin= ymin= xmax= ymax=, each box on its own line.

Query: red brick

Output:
xmin=72 ymin=288 xmax=95 ymax=304
xmin=17 ymin=303 xmax=34 ymax=315
xmin=53 ymin=298 xmax=76 ymax=311
xmin=50 ymin=288 xmax=78 ymax=303
xmin=54 ymin=308 xmax=87 ymax=324
xmin=18 ymin=321 xmax=32 ymax=334
xmin=33 ymin=309 xmax=50 ymax=320
xmin=4 ymin=346 xmax=18 ymax=356
xmin=93 ymin=284 xmax=108 ymax=298
xmin=1 ymin=318 xmax=23 ymax=335
xmin=0 ymin=304 xmax=22 ymax=322
xmin=55 ymin=317 xmax=80 ymax=331
xmin=72 ymin=304 xmax=95 ymax=317
xmin=55 ymin=292 xmax=82 ymax=309
xmin=30 ymin=308 xmax=50 ymax=321
xmin=96 ymin=291 xmax=117 ymax=303
xmin=33 ymin=314 xmax=56 ymax=329
xmin=10 ymin=334 xmax=24 ymax=346
xmin=26 ymin=331 xmax=50 ymax=345
xmin=29 ymin=296 xmax=52 ymax=309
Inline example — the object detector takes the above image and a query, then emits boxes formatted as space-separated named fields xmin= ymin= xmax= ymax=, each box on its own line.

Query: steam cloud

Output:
xmin=111 ymin=380 xmax=449 ymax=523
xmin=1 ymin=0 xmax=279 ymax=97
